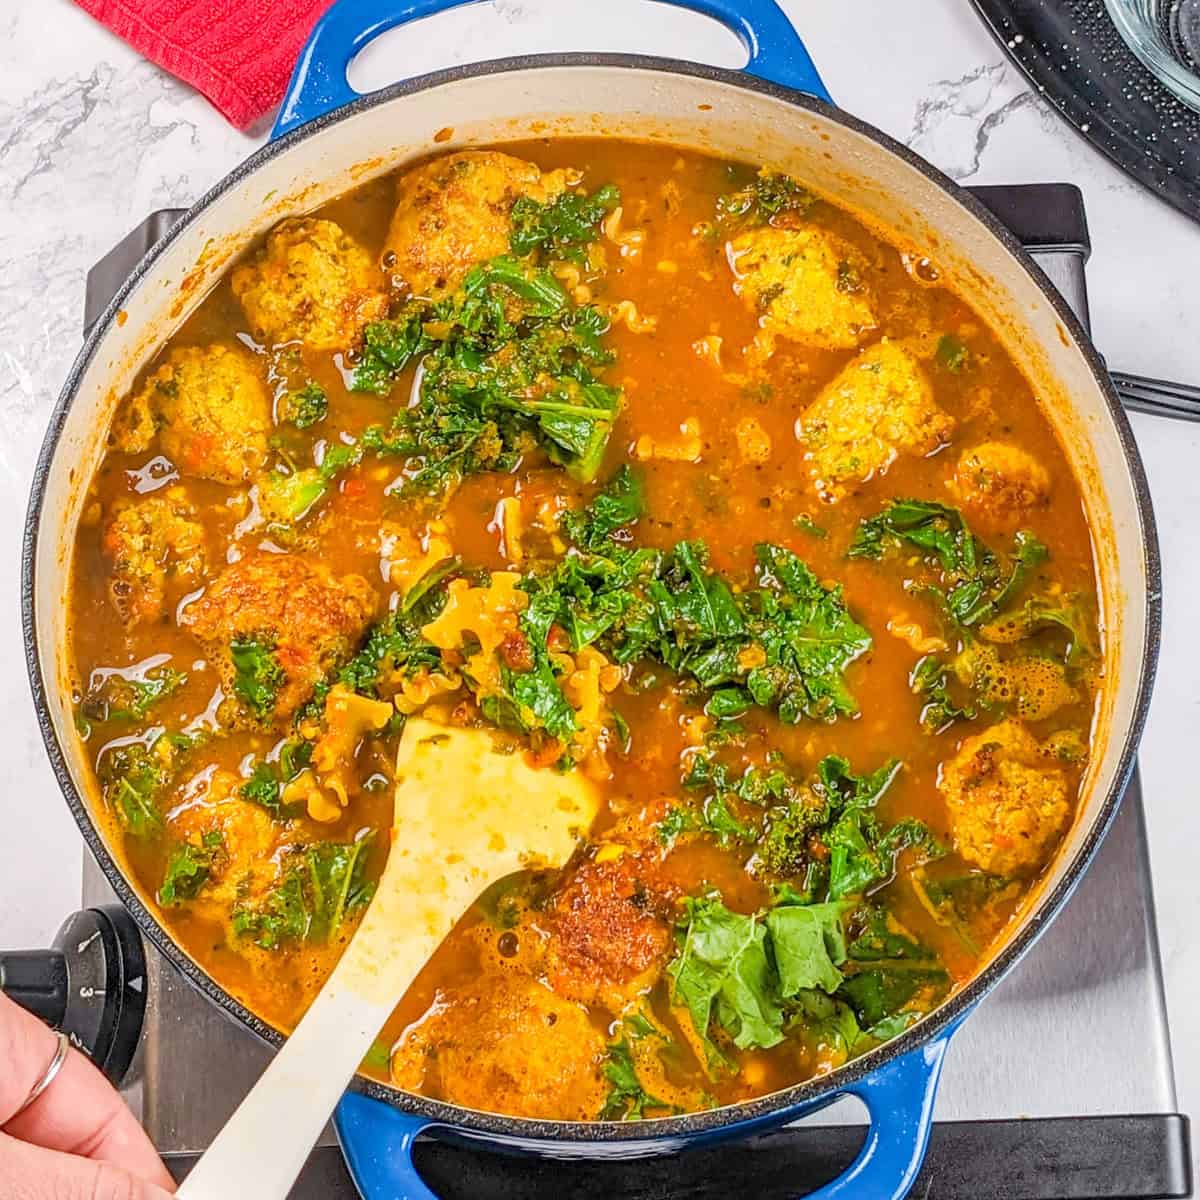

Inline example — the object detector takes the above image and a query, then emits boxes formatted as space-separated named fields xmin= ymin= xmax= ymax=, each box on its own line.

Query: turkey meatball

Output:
xmin=166 ymin=769 xmax=281 ymax=914
xmin=938 ymin=720 xmax=1072 ymax=876
xmin=797 ymin=340 xmax=955 ymax=501
xmin=383 ymin=150 xmax=570 ymax=297
xmin=231 ymin=217 xmax=389 ymax=352
xmin=388 ymin=972 xmax=606 ymax=1120
xmin=182 ymin=552 xmax=377 ymax=725
xmin=728 ymin=225 xmax=876 ymax=351
xmin=111 ymin=344 xmax=270 ymax=484
xmin=954 ymin=441 xmax=1051 ymax=529
xmin=101 ymin=489 xmax=205 ymax=627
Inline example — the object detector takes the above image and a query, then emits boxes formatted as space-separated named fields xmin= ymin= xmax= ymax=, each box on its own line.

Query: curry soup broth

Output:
xmin=69 ymin=139 xmax=1100 ymax=1122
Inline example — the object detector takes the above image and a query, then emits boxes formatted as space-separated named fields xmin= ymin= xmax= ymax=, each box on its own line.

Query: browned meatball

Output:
xmin=954 ymin=441 xmax=1051 ymax=529
xmin=938 ymin=720 xmax=1072 ymax=876
xmin=111 ymin=344 xmax=271 ymax=484
xmin=231 ymin=218 xmax=389 ymax=352
xmin=798 ymin=340 xmax=955 ymax=501
xmin=384 ymin=150 xmax=569 ymax=297
xmin=181 ymin=552 xmax=378 ymax=725
xmin=101 ymin=489 xmax=206 ymax=627
xmin=545 ymin=848 xmax=677 ymax=1007
xmin=388 ymin=972 xmax=607 ymax=1119
xmin=167 ymin=769 xmax=281 ymax=915
xmin=728 ymin=225 xmax=876 ymax=351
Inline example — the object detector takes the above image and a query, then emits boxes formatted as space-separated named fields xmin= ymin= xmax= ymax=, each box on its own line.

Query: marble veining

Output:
xmin=907 ymin=62 xmax=1037 ymax=179
xmin=0 ymin=54 xmax=253 ymax=492
xmin=1 ymin=0 xmax=1198 ymax=1167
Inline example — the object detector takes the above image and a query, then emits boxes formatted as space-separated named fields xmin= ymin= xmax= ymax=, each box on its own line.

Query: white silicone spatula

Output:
xmin=176 ymin=717 xmax=599 ymax=1199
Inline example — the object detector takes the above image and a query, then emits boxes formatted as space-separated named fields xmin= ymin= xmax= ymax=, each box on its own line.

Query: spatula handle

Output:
xmin=174 ymin=966 xmax=391 ymax=1199
xmin=174 ymin=866 xmax=447 ymax=1200
xmin=176 ymin=718 xmax=597 ymax=1198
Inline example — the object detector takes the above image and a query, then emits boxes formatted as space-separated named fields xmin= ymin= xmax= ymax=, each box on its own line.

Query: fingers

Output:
xmin=0 ymin=1131 xmax=175 ymax=1200
xmin=0 ymin=994 xmax=173 ymax=1189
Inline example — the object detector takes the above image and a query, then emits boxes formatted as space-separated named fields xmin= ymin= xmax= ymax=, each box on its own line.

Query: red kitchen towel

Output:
xmin=74 ymin=0 xmax=334 ymax=129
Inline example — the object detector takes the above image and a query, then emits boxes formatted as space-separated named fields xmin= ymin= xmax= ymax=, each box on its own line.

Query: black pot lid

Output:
xmin=971 ymin=0 xmax=1200 ymax=223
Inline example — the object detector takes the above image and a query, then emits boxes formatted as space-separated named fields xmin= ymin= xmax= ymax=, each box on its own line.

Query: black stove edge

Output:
xmin=163 ymin=1114 xmax=1192 ymax=1199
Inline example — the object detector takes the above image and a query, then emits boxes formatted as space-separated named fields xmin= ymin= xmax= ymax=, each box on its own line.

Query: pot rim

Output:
xmin=23 ymin=51 xmax=1162 ymax=1144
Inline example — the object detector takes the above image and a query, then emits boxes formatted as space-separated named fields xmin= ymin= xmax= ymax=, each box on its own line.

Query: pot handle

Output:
xmin=333 ymin=1032 xmax=953 ymax=1200
xmin=791 ymin=1034 xmax=952 ymax=1200
xmin=335 ymin=1093 xmax=438 ymax=1200
xmin=272 ymin=0 xmax=831 ymax=139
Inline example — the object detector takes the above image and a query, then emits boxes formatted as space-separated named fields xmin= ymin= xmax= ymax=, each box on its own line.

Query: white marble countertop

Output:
xmin=3 ymin=0 xmax=1198 ymax=1169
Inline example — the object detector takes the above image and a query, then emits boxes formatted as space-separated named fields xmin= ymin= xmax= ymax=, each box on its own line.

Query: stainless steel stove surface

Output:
xmin=72 ymin=185 xmax=1190 ymax=1199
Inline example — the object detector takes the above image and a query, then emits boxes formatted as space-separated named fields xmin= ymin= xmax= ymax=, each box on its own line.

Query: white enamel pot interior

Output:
xmin=26 ymin=57 xmax=1159 ymax=1141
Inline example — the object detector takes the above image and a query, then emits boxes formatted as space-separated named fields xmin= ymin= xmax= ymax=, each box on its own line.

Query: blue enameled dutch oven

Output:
xmin=24 ymin=1 xmax=1160 ymax=1196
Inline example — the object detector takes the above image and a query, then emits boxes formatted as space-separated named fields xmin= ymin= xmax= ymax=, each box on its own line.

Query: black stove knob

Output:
xmin=0 ymin=905 xmax=146 ymax=1085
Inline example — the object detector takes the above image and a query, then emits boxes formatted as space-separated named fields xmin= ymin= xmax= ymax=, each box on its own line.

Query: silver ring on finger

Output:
xmin=10 ymin=1030 xmax=71 ymax=1120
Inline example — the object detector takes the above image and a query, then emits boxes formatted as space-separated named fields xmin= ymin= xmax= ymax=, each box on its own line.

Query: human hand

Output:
xmin=0 ymin=990 xmax=175 ymax=1197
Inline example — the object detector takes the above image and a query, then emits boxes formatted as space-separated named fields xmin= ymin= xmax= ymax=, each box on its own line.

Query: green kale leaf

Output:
xmin=230 ymin=636 xmax=287 ymax=721
xmin=839 ymin=963 xmax=941 ymax=1028
xmin=911 ymin=869 xmax=1021 ymax=957
xmin=351 ymin=307 xmax=430 ymax=396
xmin=792 ymin=514 xmax=828 ymax=539
xmin=838 ymin=908 xmax=948 ymax=1027
xmin=278 ymin=381 xmax=328 ymax=429
xmin=354 ymin=258 xmax=622 ymax=494
xmin=715 ymin=171 xmax=816 ymax=233
xmin=765 ymin=901 xmax=848 ymax=996
xmin=849 ymin=499 xmax=1047 ymax=628
xmin=240 ymin=762 xmax=282 ymax=810
xmin=848 ymin=498 xmax=983 ymax=576
xmin=399 ymin=557 xmax=461 ymax=620
xmin=742 ymin=544 xmax=872 ymax=722
xmin=598 ymin=1034 xmax=677 ymax=1121
xmin=305 ymin=835 xmax=377 ymax=942
xmin=697 ymin=791 xmax=755 ymax=846
xmin=785 ymin=988 xmax=919 ymax=1060
xmin=502 ymin=577 xmax=578 ymax=743
xmin=981 ymin=593 xmax=1098 ymax=667
xmin=233 ymin=835 xmax=375 ymax=949
xmin=258 ymin=467 xmax=328 ymax=524
xmin=827 ymin=811 xmax=943 ymax=900
xmin=510 ymin=183 xmax=621 ymax=264
xmin=935 ymin=334 xmax=971 ymax=373
xmin=684 ymin=748 xmax=936 ymax=904
xmin=910 ymin=654 xmax=976 ymax=733
xmin=338 ymin=614 xmax=441 ymax=697
xmin=669 ymin=896 xmax=785 ymax=1056
xmin=758 ymin=803 xmax=828 ymax=887
xmin=82 ymin=666 xmax=186 ymax=724
xmin=814 ymin=755 xmax=903 ymax=810
xmin=964 ymin=530 xmax=1049 ymax=625
xmin=97 ymin=732 xmax=192 ymax=838
xmin=531 ymin=536 xmax=870 ymax=726
xmin=259 ymin=427 xmax=400 ymax=527
xmin=240 ymin=739 xmax=314 ymax=815
xmin=231 ymin=873 xmax=309 ymax=949
xmin=656 ymin=804 xmax=697 ymax=845
xmin=672 ymin=752 xmax=794 ymax=849
xmin=669 ymin=891 xmax=943 ymax=1068
xmin=657 ymin=787 xmax=755 ymax=848
xmin=560 ymin=464 xmax=645 ymax=549
xmin=813 ymin=756 xmax=943 ymax=899
xmin=159 ymin=831 xmax=223 ymax=906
